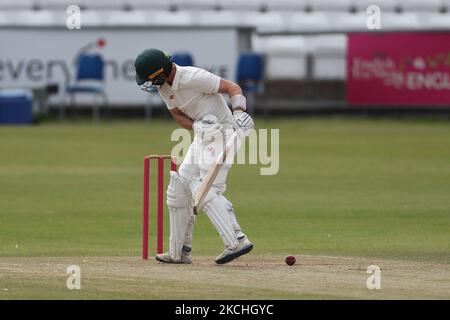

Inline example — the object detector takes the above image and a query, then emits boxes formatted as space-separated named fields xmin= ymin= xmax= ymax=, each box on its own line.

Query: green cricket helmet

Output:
xmin=134 ymin=49 xmax=173 ymax=90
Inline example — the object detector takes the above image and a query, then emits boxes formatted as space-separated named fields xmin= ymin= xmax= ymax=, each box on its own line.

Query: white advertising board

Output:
xmin=0 ymin=27 xmax=249 ymax=106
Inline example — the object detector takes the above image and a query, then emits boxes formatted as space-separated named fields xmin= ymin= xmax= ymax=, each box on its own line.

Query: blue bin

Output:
xmin=0 ymin=90 xmax=33 ymax=125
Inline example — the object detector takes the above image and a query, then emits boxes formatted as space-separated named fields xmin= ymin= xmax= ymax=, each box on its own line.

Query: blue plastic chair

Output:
xmin=171 ymin=52 xmax=194 ymax=67
xmin=63 ymin=54 xmax=108 ymax=121
xmin=236 ymin=53 xmax=264 ymax=113
xmin=0 ymin=89 xmax=33 ymax=125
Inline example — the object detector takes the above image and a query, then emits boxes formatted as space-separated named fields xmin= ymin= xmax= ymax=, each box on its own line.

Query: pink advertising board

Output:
xmin=347 ymin=33 xmax=450 ymax=106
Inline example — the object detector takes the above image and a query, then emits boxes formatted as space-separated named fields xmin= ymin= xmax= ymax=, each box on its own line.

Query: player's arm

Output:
xmin=218 ymin=78 xmax=254 ymax=130
xmin=218 ymin=79 xmax=245 ymax=112
xmin=188 ymin=71 xmax=246 ymax=112
xmin=187 ymin=69 xmax=253 ymax=129
xmin=169 ymin=107 xmax=193 ymax=130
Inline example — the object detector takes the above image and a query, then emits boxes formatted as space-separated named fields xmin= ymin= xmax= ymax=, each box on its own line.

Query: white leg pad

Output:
xmin=183 ymin=214 xmax=196 ymax=249
xmin=203 ymin=195 xmax=239 ymax=249
xmin=167 ymin=172 xmax=194 ymax=261
xmin=222 ymin=196 xmax=246 ymax=239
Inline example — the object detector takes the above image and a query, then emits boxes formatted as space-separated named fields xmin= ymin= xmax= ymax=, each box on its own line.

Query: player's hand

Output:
xmin=193 ymin=115 xmax=224 ymax=146
xmin=192 ymin=119 xmax=203 ymax=137
xmin=233 ymin=111 xmax=254 ymax=130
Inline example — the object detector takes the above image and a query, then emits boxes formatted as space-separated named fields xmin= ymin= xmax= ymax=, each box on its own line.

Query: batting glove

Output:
xmin=232 ymin=111 xmax=254 ymax=130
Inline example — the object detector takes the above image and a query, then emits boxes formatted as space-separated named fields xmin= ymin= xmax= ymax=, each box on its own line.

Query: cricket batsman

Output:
xmin=134 ymin=49 xmax=254 ymax=264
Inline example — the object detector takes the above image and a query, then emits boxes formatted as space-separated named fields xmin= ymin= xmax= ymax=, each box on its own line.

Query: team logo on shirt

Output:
xmin=169 ymin=95 xmax=174 ymax=100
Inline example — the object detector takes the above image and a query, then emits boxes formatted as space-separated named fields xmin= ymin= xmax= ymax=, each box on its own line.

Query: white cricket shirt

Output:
xmin=158 ymin=64 xmax=233 ymax=128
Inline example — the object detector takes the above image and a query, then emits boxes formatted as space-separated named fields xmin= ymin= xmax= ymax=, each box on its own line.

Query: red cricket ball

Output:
xmin=285 ymin=255 xmax=296 ymax=266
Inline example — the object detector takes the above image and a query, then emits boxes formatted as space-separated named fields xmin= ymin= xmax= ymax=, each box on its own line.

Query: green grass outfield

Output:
xmin=0 ymin=118 xmax=449 ymax=299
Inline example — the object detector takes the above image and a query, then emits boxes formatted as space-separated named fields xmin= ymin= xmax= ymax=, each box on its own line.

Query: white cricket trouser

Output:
xmin=177 ymin=130 xmax=245 ymax=249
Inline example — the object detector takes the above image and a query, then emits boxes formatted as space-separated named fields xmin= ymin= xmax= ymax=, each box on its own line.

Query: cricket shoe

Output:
xmin=155 ymin=246 xmax=192 ymax=264
xmin=214 ymin=237 xmax=253 ymax=265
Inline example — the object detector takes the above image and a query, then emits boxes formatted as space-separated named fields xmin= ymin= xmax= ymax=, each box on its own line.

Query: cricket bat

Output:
xmin=193 ymin=130 xmax=241 ymax=214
